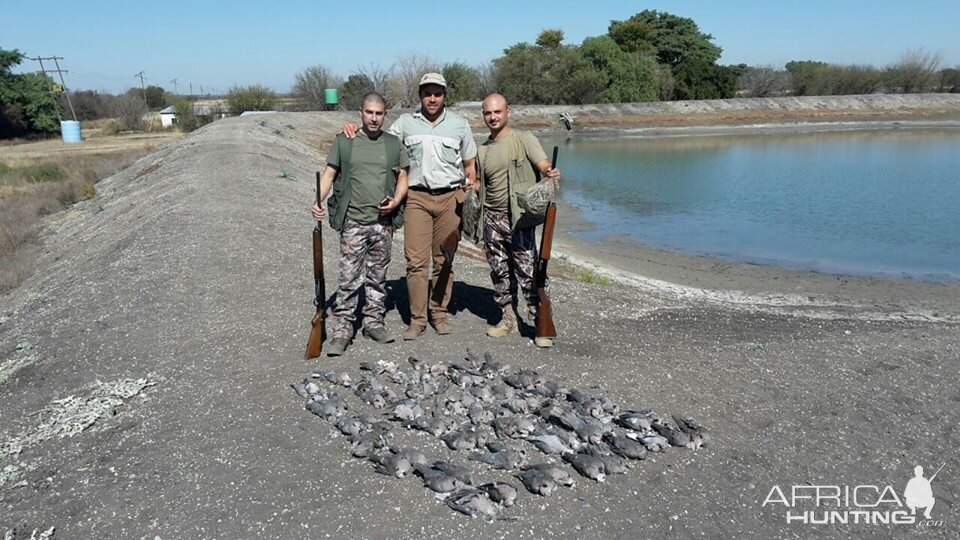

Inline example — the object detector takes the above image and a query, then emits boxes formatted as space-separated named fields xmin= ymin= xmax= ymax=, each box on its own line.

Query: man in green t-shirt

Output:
xmin=311 ymin=92 xmax=409 ymax=356
xmin=476 ymin=93 xmax=560 ymax=347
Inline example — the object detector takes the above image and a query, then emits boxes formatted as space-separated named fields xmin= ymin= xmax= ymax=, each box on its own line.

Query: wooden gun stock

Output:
xmin=534 ymin=145 xmax=559 ymax=340
xmin=305 ymin=171 xmax=326 ymax=360
xmin=534 ymin=203 xmax=558 ymax=339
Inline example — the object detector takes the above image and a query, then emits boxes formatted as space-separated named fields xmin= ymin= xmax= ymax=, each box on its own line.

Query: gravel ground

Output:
xmin=1 ymin=107 xmax=958 ymax=539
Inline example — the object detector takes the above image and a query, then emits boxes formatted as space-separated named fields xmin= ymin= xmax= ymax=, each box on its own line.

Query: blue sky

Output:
xmin=5 ymin=0 xmax=958 ymax=94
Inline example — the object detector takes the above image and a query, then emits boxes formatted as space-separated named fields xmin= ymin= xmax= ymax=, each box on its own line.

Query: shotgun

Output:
xmin=534 ymin=146 xmax=559 ymax=340
xmin=304 ymin=171 xmax=326 ymax=360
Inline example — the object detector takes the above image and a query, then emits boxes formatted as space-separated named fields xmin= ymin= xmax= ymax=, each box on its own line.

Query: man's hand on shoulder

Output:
xmin=339 ymin=123 xmax=358 ymax=138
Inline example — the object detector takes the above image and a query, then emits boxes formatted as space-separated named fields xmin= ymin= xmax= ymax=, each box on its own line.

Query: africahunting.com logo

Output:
xmin=762 ymin=464 xmax=946 ymax=528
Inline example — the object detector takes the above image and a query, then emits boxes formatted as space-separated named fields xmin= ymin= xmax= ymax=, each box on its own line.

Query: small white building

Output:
xmin=159 ymin=106 xmax=177 ymax=128
xmin=159 ymin=104 xmax=229 ymax=128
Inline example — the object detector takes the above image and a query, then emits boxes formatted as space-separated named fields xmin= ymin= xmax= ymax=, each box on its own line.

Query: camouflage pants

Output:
xmin=483 ymin=209 xmax=538 ymax=320
xmin=331 ymin=219 xmax=393 ymax=339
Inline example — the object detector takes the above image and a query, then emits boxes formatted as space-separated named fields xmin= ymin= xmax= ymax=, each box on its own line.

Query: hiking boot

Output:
xmin=364 ymin=326 xmax=394 ymax=344
xmin=432 ymin=319 xmax=452 ymax=335
xmin=486 ymin=315 xmax=517 ymax=338
xmin=534 ymin=337 xmax=554 ymax=348
xmin=326 ymin=337 xmax=349 ymax=356
xmin=403 ymin=325 xmax=426 ymax=341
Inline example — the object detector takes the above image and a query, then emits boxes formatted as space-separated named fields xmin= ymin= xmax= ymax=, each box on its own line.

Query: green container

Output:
xmin=324 ymin=88 xmax=339 ymax=105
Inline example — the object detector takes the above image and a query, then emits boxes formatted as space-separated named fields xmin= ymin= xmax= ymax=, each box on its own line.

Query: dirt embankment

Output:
xmin=0 ymin=100 xmax=958 ymax=539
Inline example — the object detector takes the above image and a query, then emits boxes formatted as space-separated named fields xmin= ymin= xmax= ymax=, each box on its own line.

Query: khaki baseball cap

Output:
xmin=418 ymin=72 xmax=447 ymax=88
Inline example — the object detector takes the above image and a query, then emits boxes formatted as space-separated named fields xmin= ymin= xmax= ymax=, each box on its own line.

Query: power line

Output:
xmin=29 ymin=55 xmax=78 ymax=122
xmin=134 ymin=70 xmax=147 ymax=105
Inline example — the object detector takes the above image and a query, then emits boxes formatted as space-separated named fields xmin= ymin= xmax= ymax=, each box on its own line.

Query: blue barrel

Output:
xmin=61 ymin=120 xmax=82 ymax=143
xmin=324 ymin=88 xmax=339 ymax=105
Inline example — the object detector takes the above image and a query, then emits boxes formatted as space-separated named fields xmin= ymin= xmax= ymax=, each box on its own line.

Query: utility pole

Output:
xmin=189 ymin=82 xmax=193 ymax=97
xmin=170 ymin=78 xmax=178 ymax=96
xmin=135 ymin=71 xmax=147 ymax=106
xmin=29 ymin=55 xmax=79 ymax=122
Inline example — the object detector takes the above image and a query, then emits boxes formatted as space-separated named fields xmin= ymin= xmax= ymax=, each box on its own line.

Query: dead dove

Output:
xmin=335 ymin=415 xmax=370 ymax=437
xmin=584 ymin=445 xmax=628 ymax=475
xmin=672 ymin=415 xmax=712 ymax=448
xmin=370 ymin=452 xmax=412 ymax=478
xmin=389 ymin=447 xmax=428 ymax=467
xmin=479 ymin=482 xmax=519 ymax=507
xmin=616 ymin=410 xmax=660 ymax=432
xmin=391 ymin=399 xmax=425 ymax=422
xmin=530 ymin=427 xmax=581 ymax=454
xmin=468 ymin=403 xmax=495 ymax=425
xmin=517 ymin=463 xmax=575 ymax=495
xmin=515 ymin=468 xmax=556 ymax=496
xmin=603 ymin=432 xmax=648 ymax=460
xmin=441 ymin=427 xmax=487 ymax=451
xmin=445 ymin=488 xmax=502 ymax=520
xmin=414 ymin=464 xmax=465 ymax=494
xmin=637 ymin=434 xmax=670 ymax=452
xmin=503 ymin=370 xmax=545 ymax=391
xmin=429 ymin=461 xmax=475 ymax=485
xmin=652 ymin=420 xmax=692 ymax=448
xmin=348 ymin=431 xmax=387 ymax=458
xmin=562 ymin=452 xmax=606 ymax=482
xmin=469 ymin=448 xmax=528 ymax=471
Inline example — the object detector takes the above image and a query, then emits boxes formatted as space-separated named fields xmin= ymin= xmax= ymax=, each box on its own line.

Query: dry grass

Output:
xmin=0 ymin=149 xmax=150 ymax=293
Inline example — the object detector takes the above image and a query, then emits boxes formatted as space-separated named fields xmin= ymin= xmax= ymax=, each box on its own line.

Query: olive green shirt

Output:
xmin=327 ymin=130 xmax=409 ymax=224
xmin=480 ymin=131 xmax=547 ymax=210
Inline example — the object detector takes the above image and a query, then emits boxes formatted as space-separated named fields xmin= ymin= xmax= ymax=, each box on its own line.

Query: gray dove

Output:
xmin=603 ymin=432 xmax=648 ymax=460
xmin=563 ymin=452 xmax=606 ymax=482
xmin=445 ymin=488 xmax=502 ymax=520
xmin=370 ymin=452 xmax=412 ymax=478
xmin=479 ymin=482 xmax=519 ymax=507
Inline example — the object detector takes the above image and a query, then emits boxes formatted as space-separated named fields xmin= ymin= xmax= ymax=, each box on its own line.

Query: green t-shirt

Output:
xmin=327 ymin=131 xmax=409 ymax=225
xmin=481 ymin=131 xmax=547 ymax=210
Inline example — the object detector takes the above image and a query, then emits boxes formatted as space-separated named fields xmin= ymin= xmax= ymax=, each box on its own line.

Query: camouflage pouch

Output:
xmin=519 ymin=177 xmax=559 ymax=221
xmin=461 ymin=188 xmax=481 ymax=242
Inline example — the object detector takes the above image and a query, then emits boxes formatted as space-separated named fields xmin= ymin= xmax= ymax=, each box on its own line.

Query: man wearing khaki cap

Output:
xmin=342 ymin=73 xmax=477 ymax=339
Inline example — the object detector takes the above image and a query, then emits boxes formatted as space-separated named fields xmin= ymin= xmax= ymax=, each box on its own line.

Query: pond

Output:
xmin=546 ymin=129 xmax=960 ymax=282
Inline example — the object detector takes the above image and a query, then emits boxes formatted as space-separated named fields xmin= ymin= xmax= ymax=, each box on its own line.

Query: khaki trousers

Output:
xmin=404 ymin=188 xmax=463 ymax=328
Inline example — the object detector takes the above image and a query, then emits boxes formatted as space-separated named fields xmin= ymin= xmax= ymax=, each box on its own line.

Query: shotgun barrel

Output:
xmin=305 ymin=171 xmax=326 ymax=359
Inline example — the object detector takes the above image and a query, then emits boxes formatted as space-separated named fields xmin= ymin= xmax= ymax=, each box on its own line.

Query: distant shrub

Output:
xmin=0 ymin=162 xmax=9 ymax=174
xmin=100 ymin=120 xmax=121 ymax=136
xmin=22 ymin=162 xmax=66 ymax=182
xmin=226 ymin=85 xmax=279 ymax=114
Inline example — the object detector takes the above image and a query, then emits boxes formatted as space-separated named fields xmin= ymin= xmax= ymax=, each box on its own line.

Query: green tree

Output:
xmin=0 ymin=48 xmax=60 ymax=137
xmin=144 ymin=85 xmax=167 ymax=109
xmin=226 ymin=85 xmax=279 ymax=114
xmin=173 ymin=98 xmax=198 ymax=132
xmin=785 ymin=60 xmax=830 ymax=96
xmin=939 ymin=68 xmax=960 ymax=92
xmin=672 ymin=59 xmax=739 ymax=100
xmin=442 ymin=62 xmax=481 ymax=104
xmin=339 ymin=73 xmax=375 ymax=110
xmin=493 ymin=30 xmax=604 ymax=104
xmin=580 ymin=35 xmax=659 ymax=103
xmin=609 ymin=10 xmax=722 ymax=68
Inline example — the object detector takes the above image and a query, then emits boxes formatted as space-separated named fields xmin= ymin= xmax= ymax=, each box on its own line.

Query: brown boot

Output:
xmin=486 ymin=312 xmax=517 ymax=337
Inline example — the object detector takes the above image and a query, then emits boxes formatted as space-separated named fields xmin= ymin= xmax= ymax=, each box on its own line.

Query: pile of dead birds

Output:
xmin=291 ymin=350 xmax=709 ymax=520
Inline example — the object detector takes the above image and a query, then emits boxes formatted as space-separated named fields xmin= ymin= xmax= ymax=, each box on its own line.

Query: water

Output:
xmin=547 ymin=129 xmax=960 ymax=282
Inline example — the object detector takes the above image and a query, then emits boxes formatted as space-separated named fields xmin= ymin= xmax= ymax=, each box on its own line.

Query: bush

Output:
xmin=21 ymin=162 xmax=66 ymax=182
xmin=226 ymin=85 xmax=279 ymax=114
xmin=173 ymin=98 xmax=199 ymax=132
xmin=112 ymin=93 xmax=147 ymax=130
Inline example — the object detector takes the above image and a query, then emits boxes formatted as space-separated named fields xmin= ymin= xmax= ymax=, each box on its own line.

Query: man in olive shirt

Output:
xmin=312 ymin=92 xmax=408 ymax=356
xmin=475 ymin=93 xmax=560 ymax=347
